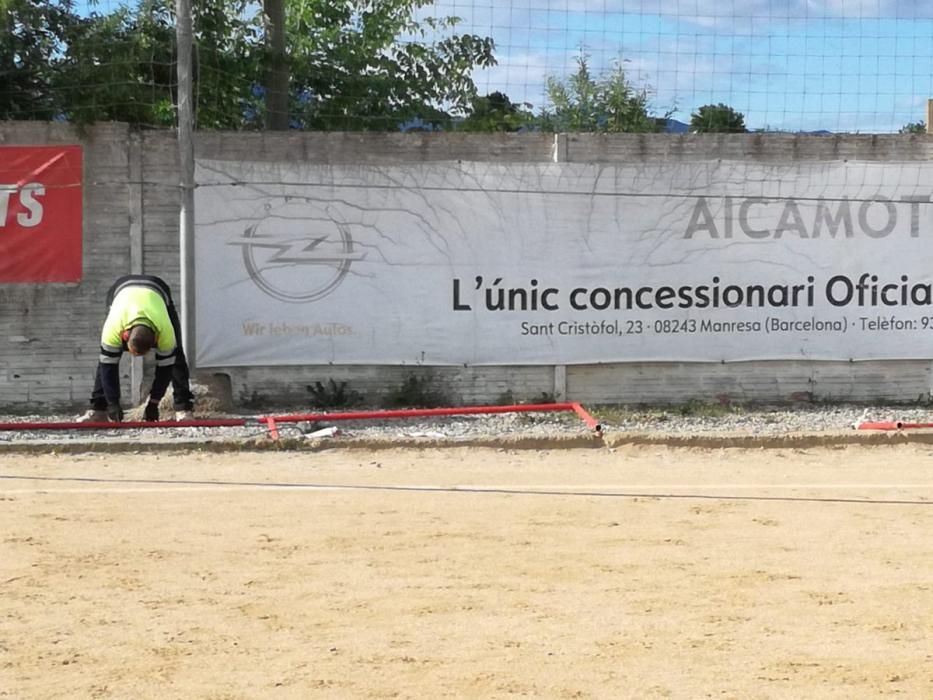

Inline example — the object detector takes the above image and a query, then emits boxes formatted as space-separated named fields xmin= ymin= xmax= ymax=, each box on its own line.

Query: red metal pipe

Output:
xmin=570 ymin=402 xmax=602 ymax=434
xmin=856 ymin=421 xmax=902 ymax=431
xmin=0 ymin=402 xmax=603 ymax=435
xmin=856 ymin=421 xmax=933 ymax=431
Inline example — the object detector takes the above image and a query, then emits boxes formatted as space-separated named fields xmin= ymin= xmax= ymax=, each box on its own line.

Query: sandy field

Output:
xmin=1 ymin=444 xmax=932 ymax=699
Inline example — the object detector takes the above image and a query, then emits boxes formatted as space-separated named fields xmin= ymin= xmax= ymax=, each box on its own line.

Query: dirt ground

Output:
xmin=1 ymin=444 xmax=932 ymax=699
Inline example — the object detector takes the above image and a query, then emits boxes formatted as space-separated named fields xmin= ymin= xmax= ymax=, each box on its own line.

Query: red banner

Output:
xmin=0 ymin=145 xmax=83 ymax=282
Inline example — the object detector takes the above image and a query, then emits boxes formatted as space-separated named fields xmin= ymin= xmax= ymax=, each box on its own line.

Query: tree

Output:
xmin=57 ymin=1 xmax=180 ymax=127
xmin=285 ymin=0 xmax=496 ymax=130
xmin=49 ymin=0 xmax=263 ymax=129
xmin=540 ymin=53 xmax=660 ymax=133
xmin=899 ymin=121 xmax=926 ymax=134
xmin=191 ymin=0 xmax=265 ymax=129
xmin=457 ymin=91 xmax=533 ymax=132
xmin=5 ymin=0 xmax=496 ymax=130
xmin=0 ymin=0 xmax=77 ymax=120
xmin=690 ymin=103 xmax=746 ymax=133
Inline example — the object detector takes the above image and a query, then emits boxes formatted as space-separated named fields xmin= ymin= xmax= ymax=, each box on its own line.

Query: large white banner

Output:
xmin=195 ymin=158 xmax=933 ymax=366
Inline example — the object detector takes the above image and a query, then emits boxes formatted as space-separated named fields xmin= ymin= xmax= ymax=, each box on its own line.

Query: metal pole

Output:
xmin=175 ymin=0 xmax=196 ymax=368
xmin=127 ymin=132 xmax=145 ymax=403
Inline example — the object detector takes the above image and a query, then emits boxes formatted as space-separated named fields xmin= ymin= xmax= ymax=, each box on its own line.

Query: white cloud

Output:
xmin=422 ymin=0 xmax=933 ymax=131
xmin=471 ymin=51 xmax=553 ymax=107
xmin=431 ymin=0 xmax=933 ymax=30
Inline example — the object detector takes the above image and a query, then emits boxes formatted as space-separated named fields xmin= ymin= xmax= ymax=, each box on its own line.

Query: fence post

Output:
xmin=128 ymin=131 xmax=144 ymax=404
xmin=176 ymin=0 xmax=197 ymax=370
xmin=552 ymin=133 xmax=568 ymax=400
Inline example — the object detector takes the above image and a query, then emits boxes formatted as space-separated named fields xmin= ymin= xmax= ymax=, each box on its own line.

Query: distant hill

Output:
xmin=399 ymin=115 xmax=834 ymax=135
xmin=662 ymin=119 xmax=834 ymax=135
xmin=662 ymin=118 xmax=690 ymax=134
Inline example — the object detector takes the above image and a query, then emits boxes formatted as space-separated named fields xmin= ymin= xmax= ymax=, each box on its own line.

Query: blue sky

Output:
xmin=428 ymin=0 xmax=933 ymax=132
xmin=77 ymin=0 xmax=933 ymax=133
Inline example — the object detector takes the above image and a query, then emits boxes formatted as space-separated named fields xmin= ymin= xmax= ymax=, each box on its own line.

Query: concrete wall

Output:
xmin=2 ymin=122 xmax=931 ymax=411
xmin=1 ymin=123 xmax=136 ymax=409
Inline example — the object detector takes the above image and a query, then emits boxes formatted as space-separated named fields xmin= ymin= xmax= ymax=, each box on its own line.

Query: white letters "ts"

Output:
xmin=0 ymin=183 xmax=46 ymax=228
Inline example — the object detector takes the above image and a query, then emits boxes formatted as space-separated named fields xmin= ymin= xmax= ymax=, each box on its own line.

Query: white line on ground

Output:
xmin=0 ymin=483 xmax=931 ymax=495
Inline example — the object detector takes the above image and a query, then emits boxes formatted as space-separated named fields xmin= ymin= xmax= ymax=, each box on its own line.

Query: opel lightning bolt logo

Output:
xmin=228 ymin=212 xmax=366 ymax=304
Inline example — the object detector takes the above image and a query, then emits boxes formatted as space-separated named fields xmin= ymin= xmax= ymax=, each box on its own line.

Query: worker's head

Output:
xmin=126 ymin=325 xmax=156 ymax=356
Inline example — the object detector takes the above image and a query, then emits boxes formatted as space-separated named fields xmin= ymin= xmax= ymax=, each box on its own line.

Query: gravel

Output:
xmin=0 ymin=404 xmax=930 ymax=447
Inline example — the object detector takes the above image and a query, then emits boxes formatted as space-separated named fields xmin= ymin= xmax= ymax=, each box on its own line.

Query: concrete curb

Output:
xmin=0 ymin=429 xmax=930 ymax=454
xmin=601 ymin=429 xmax=933 ymax=449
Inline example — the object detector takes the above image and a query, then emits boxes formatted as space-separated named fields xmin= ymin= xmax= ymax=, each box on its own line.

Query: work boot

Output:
xmin=76 ymin=409 xmax=108 ymax=423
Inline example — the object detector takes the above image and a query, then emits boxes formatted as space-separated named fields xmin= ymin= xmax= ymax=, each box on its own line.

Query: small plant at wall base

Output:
xmin=237 ymin=388 xmax=266 ymax=410
xmin=306 ymin=379 xmax=362 ymax=409
xmin=384 ymin=373 xmax=449 ymax=408
xmin=677 ymin=399 xmax=742 ymax=417
xmin=496 ymin=390 xmax=558 ymax=405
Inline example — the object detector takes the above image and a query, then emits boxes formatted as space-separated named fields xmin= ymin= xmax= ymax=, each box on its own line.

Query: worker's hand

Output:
xmin=143 ymin=401 xmax=160 ymax=422
xmin=106 ymin=403 xmax=124 ymax=422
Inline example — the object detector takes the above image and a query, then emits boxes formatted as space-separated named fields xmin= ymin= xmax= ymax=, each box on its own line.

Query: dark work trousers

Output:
xmin=89 ymin=275 xmax=195 ymax=411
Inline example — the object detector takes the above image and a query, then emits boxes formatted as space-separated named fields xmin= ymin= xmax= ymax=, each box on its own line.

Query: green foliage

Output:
xmin=0 ymin=0 xmax=76 ymax=120
xmin=4 ymin=0 xmax=263 ymax=128
xmin=689 ymin=103 xmax=747 ymax=133
xmin=540 ymin=52 xmax=662 ymax=133
xmin=899 ymin=121 xmax=926 ymax=134
xmin=284 ymin=0 xmax=495 ymax=130
xmin=458 ymin=91 xmax=534 ymax=132
xmin=58 ymin=1 xmax=178 ymax=127
xmin=677 ymin=398 xmax=737 ymax=417
xmin=188 ymin=0 xmax=264 ymax=129
xmin=384 ymin=373 xmax=448 ymax=408
xmin=1 ymin=0 xmax=495 ymax=130
xmin=306 ymin=379 xmax=362 ymax=409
